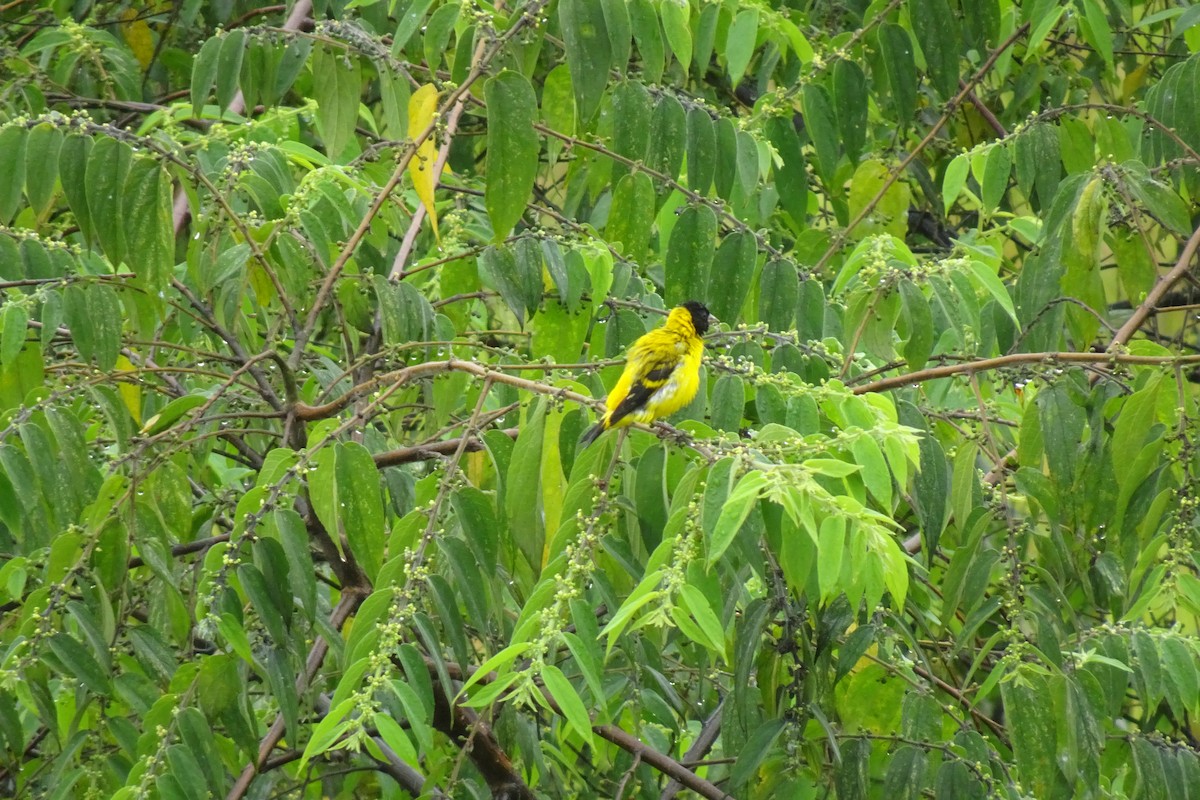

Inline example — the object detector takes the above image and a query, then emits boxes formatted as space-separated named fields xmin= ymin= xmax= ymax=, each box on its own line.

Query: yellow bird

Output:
xmin=581 ymin=301 xmax=715 ymax=445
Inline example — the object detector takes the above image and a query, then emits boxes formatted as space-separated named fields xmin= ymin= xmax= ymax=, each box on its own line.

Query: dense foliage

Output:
xmin=2 ymin=0 xmax=1200 ymax=797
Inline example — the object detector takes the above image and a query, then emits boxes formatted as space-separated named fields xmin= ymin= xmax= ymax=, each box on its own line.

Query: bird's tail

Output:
xmin=580 ymin=420 xmax=606 ymax=447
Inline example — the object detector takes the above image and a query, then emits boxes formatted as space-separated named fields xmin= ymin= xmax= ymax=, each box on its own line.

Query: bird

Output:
xmin=581 ymin=301 xmax=716 ymax=446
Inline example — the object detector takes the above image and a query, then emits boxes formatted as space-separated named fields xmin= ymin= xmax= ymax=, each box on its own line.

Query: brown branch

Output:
xmin=387 ymin=23 xmax=485 ymax=281
xmin=852 ymin=350 xmax=1200 ymax=395
xmin=313 ymin=694 xmax=437 ymax=797
xmin=814 ymin=21 xmax=1032 ymax=273
xmin=659 ymin=700 xmax=724 ymax=800
xmin=978 ymin=220 xmax=1200 ymax=488
xmin=427 ymin=658 xmax=731 ymax=800
xmin=594 ymin=725 xmax=733 ymax=800
xmin=1108 ymin=221 xmax=1200 ymax=351
xmin=173 ymin=1 xmax=313 ymax=233
xmin=431 ymin=683 xmax=535 ymax=799
xmin=374 ymin=428 xmax=518 ymax=467
xmin=293 ymin=358 xmax=602 ymax=422
xmin=960 ymin=79 xmax=1007 ymax=137
xmin=292 ymin=0 xmax=553 ymax=366
xmin=226 ymin=588 xmax=365 ymax=800
xmin=127 ymin=533 xmax=230 ymax=569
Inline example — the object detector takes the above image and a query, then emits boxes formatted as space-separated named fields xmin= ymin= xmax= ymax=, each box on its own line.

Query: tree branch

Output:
xmin=374 ymin=427 xmax=519 ymax=467
xmin=853 ymin=350 xmax=1200 ymax=396
xmin=226 ymin=588 xmax=366 ymax=800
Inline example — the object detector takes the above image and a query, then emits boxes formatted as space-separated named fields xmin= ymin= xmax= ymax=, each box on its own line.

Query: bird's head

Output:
xmin=680 ymin=301 xmax=715 ymax=335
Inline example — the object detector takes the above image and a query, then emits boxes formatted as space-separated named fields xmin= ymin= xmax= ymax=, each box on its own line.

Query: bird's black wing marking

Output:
xmin=606 ymin=361 xmax=677 ymax=429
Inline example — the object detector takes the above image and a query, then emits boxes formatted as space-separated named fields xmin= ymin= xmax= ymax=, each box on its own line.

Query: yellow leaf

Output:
xmin=115 ymin=355 xmax=141 ymax=424
xmin=407 ymin=84 xmax=441 ymax=243
xmin=120 ymin=10 xmax=155 ymax=69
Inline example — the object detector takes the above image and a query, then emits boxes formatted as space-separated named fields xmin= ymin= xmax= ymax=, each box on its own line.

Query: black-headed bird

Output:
xmin=581 ymin=301 xmax=715 ymax=445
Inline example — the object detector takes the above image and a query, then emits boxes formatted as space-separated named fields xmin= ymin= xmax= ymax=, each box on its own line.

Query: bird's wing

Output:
xmin=605 ymin=338 xmax=684 ymax=428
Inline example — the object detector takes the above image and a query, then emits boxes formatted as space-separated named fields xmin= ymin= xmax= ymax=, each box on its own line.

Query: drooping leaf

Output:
xmin=560 ymin=0 xmax=611 ymax=124
xmin=407 ymin=83 xmax=441 ymax=240
xmin=484 ymin=71 xmax=539 ymax=239
xmin=663 ymin=205 xmax=717 ymax=306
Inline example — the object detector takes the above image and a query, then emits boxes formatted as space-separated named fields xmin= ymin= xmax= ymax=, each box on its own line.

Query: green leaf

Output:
xmin=123 ymin=159 xmax=174 ymax=291
xmin=676 ymin=583 xmax=727 ymax=660
xmin=848 ymin=159 xmax=911 ymax=239
xmin=215 ymin=29 xmax=246 ymax=112
xmin=898 ymin=280 xmax=934 ymax=370
xmin=505 ymin=399 xmax=546 ymax=567
xmin=733 ymin=130 xmax=758 ymax=200
xmin=23 ymin=122 xmax=62 ymax=215
xmin=1003 ymin=671 xmax=1063 ymax=798
xmin=45 ymin=633 xmax=110 ymax=695
xmin=165 ymin=745 xmax=208 ymax=800
xmin=833 ymin=60 xmax=867 ymax=163
xmin=663 ymin=205 xmax=717 ymax=307
xmin=190 ymin=35 xmax=223 ymax=116
xmin=1038 ymin=384 xmax=1084 ymax=496
xmin=0 ymin=125 xmax=27 ymax=226
xmin=64 ymin=283 xmax=122 ymax=372
xmin=1161 ymin=637 xmax=1199 ymax=718
xmin=708 ymin=469 xmax=766 ymax=566
xmin=85 ymin=136 xmax=132 ymax=267
xmin=599 ymin=0 xmax=631 ymax=74
xmin=980 ymin=143 xmax=1011 ymax=212
xmin=966 ymin=258 xmax=1018 ymax=325
xmin=707 ymin=231 xmax=756 ymax=324
xmin=609 ymin=81 xmax=652 ymax=182
xmin=478 ymin=244 xmax=540 ymax=324
xmin=628 ymin=0 xmax=664 ymax=83
xmin=237 ymin=563 xmax=287 ymax=646
xmin=817 ymin=516 xmax=846 ymax=602
xmin=1111 ymin=375 xmax=1160 ymax=492
xmin=1132 ymin=737 xmax=1168 ymax=800
xmin=1 ymin=304 xmax=28 ymax=368
xmin=1125 ymin=164 xmax=1191 ymax=236
xmin=541 ymin=663 xmax=595 ymax=748
xmin=422 ymin=2 xmax=460 ymax=74
xmin=312 ymin=44 xmax=361 ymax=160
xmin=882 ymin=745 xmax=927 ymax=800
xmin=758 ymin=259 xmax=799 ymax=332
xmin=878 ymin=24 xmax=917 ymax=126
xmin=911 ymin=0 xmax=960 ymax=99
xmin=913 ymin=432 xmax=948 ymax=552
xmin=710 ymin=374 xmax=744 ymax=432
xmin=373 ymin=712 xmax=419 ymax=765
xmin=851 ymin=435 xmax=892 ymax=509
xmin=659 ymin=0 xmax=691 ymax=74
xmin=460 ymin=642 xmax=531 ymax=696
xmin=298 ymin=697 xmax=355 ymax=770
xmin=730 ymin=719 xmax=783 ymax=791
xmin=942 ymin=153 xmax=969 ymax=215
xmin=561 ymin=631 xmax=605 ymax=711
xmin=1017 ymin=122 xmax=1062 ymax=209
xmin=691 ymin=107 xmax=715 ymax=195
xmin=801 ymin=84 xmax=839 ymax=183
xmin=392 ymin=0 xmax=436 ymax=54
xmin=645 ymin=93 xmax=687 ymax=183
xmin=725 ymin=8 xmax=759 ymax=88
xmin=484 ymin=71 xmax=539 ymax=239
xmin=836 ymin=736 xmax=872 ymax=799
xmin=607 ymin=172 xmax=655 ymax=264
xmin=336 ymin=442 xmax=385 ymax=582
xmin=560 ymin=0 xmax=611 ymax=124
